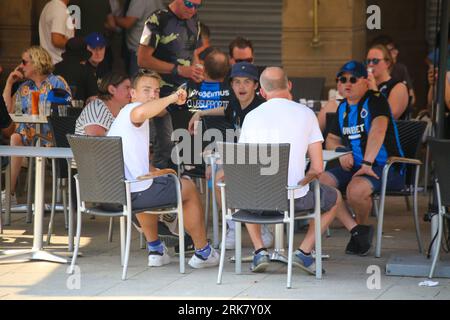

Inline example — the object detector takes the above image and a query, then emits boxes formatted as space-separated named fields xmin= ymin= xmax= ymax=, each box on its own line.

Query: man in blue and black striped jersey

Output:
xmin=320 ymin=60 xmax=405 ymax=256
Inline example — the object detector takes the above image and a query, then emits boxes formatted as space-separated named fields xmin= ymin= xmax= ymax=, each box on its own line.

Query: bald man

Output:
xmin=237 ymin=67 xmax=347 ymax=274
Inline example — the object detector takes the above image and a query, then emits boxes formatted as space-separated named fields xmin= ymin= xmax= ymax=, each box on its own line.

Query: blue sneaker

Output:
xmin=293 ymin=250 xmax=318 ymax=275
xmin=250 ymin=250 xmax=270 ymax=273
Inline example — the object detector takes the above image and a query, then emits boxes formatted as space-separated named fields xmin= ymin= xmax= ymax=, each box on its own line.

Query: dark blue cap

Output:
xmin=85 ymin=32 xmax=107 ymax=49
xmin=47 ymin=88 xmax=72 ymax=105
xmin=230 ymin=62 xmax=258 ymax=81
xmin=336 ymin=60 xmax=368 ymax=78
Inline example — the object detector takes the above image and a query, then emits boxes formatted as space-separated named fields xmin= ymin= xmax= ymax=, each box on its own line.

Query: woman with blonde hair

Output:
xmin=366 ymin=44 xmax=410 ymax=119
xmin=1 ymin=46 xmax=71 ymax=205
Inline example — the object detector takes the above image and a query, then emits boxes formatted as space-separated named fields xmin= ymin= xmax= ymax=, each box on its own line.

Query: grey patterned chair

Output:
xmin=215 ymin=142 xmax=323 ymax=289
xmin=428 ymin=138 xmax=450 ymax=278
xmin=67 ymin=135 xmax=185 ymax=280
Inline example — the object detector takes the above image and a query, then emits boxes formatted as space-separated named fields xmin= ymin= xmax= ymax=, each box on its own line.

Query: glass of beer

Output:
xmin=31 ymin=91 xmax=40 ymax=116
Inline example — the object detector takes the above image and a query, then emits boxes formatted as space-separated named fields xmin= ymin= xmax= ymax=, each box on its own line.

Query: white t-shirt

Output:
xmin=75 ymin=99 xmax=115 ymax=135
xmin=39 ymin=0 xmax=75 ymax=64
xmin=107 ymin=102 xmax=152 ymax=193
xmin=239 ymin=98 xmax=324 ymax=199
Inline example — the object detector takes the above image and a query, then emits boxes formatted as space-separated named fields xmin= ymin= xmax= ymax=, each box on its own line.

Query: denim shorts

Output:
xmin=326 ymin=165 xmax=405 ymax=193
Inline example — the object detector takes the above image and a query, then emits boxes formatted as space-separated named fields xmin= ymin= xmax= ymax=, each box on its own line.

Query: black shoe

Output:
xmin=158 ymin=221 xmax=179 ymax=247
xmin=345 ymin=235 xmax=359 ymax=255
xmin=174 ymin=234 xmax=195 ymax=255
xmin=347 ymin=224 xmax=374 ymax=256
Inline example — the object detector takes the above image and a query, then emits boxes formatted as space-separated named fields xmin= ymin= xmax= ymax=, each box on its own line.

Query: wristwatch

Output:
xmin=361 ymin=160 xmax=373 ymax=167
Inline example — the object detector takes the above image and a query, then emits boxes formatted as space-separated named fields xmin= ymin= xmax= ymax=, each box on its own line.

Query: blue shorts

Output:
xmin=131 ymin=176 xmax=178 ymax=210
xmin=326 ymin=165 xmax=405 ymax=193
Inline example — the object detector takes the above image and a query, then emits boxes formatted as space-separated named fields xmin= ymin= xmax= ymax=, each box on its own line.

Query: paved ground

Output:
xmin=0 ymin=192 xmax=449 ymax=300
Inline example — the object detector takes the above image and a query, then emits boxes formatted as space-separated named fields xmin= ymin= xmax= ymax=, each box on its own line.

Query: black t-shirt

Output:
xmin=86 ymin=60 xmax=110 ymax=80
xmin=225 ymin=94 xmax=265 ymax=128
xmin=379 ymin=77 xmax=410 ymax=120
xmin=329 ymin=90 xmax=404 ymax=167
xmin=54 ymin=58 xmax=98 ymax=101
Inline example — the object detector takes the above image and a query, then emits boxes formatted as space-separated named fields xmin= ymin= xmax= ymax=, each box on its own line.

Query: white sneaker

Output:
xmin=188 ymin=247 xmax=220 ymax=269
xmin=148 ymin=246 xmax=171 ymax=267
xmin=1 ymin=190 xmax=17 ymax=207
xmin=261 ymin=224 xmax=274 ymax=248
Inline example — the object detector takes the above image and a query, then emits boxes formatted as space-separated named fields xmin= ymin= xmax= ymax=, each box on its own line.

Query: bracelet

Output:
xmin=171 ymin=64 xmax=179 ymax=77
xmin=361 ymin=160 xmax=373 ymax=167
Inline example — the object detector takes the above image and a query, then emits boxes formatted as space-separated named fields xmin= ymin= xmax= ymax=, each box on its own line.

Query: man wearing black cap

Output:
xmin=54 ymin=37 xmax=98 ymax=102
xmin=319 ymin=60 xmax=405 ymax=256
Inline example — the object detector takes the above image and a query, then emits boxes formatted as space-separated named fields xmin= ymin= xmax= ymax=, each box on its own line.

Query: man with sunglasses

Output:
xmin=319 ymin=60 xmax=405 ymax=256
xmin=228 ymin=36 xmax=266 ymax=78
xmin=137 ymin=0 xmax=204 ymax=170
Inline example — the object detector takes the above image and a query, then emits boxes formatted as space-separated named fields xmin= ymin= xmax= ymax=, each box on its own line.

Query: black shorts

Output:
xmin=131 ymin=176 xmax=178 ymax=210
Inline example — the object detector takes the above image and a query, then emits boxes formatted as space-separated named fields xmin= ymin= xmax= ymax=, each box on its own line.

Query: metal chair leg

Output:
xmin=120 ymin=216 xmax=125 ymax=266
xmin=375 ymin=165 xmax=390 ymax=258
xmin=108 ymin=217 xmax=114 ymax=242
xmin=121 ymin=214 xmax=132 ymax=280
xmin=235 ymin=220 xmax=241 ymax=274
xmin=68 ymin=206 xmax=82 ymax=275
xmin=413 ymin=165 xmax=423 ymax=253
xmin=62 ymin=179 xmax=68 ymax=230
xmin=429 ymin=182 xmax=443 ymax=278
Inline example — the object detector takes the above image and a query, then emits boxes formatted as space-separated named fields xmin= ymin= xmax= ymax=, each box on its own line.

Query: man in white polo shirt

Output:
xmin=238 ymin=67 xmax=343 ymax=274
xmin=39 ymin=0 xmax=74 ymax=64
xmin=107 ymin=70 xmax=219 ymax=268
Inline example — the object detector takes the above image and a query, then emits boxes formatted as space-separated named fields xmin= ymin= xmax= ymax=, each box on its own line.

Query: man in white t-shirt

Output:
xmin=107 ymin=70 xmax=219 ymax=269
xmin=39 ymin=0 xmax=74 ymax=64
xmin=238 ymin=67 xmax=343 ymax=274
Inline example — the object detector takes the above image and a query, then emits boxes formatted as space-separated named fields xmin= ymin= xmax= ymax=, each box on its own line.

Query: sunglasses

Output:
xmin=234 ymin=58 xmax=254 ymax=64
xmin=21 ymin=59 xmax=29 ymax=66
xmin=365 ymin=58 xmax=384 ymax=65
xmin=337 ymin=76 xmax=359 ymax=84
xmin=183 ymin=0 xmax=201 ymax=9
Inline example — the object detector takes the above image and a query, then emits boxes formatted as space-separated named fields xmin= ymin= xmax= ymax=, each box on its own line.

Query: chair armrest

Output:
xmin=387 ymin=156 xmax=422 ymax=166
xmin=287 ymin=172 xmax=320 ymax=190
xmin=136 ymin=168 xmax=177 ymax=181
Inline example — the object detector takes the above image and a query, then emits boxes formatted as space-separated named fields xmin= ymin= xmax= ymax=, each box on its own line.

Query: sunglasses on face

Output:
xmin=21 ymin=59 xmax=29 ymax=66
xmin=183 ymin=0 xmax=201 ymax=9
xmin=337 ymin=76 xmax=359 ymax=84
xmin=234 ymin=58 xmax=254 ymax=63
xmin=365 ymin=58 xmax=384 ymax=65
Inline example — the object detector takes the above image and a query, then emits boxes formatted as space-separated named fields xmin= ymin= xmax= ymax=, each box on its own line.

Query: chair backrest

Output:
xmin=67 ymin=135 xmax=127 ymax=205
xmin=289 ymin=77 xmax=325 ymax=101
xmin=429 ymin=138 xmax=450 ymax=207
xmin=48 ymin=115 xmax=77 ymax=178
xmin=395 ymin=120 xmax=427 ymax=185
xmin=396 ymin=120 xmax=427 ymax=159
xmin=217 ymin=142 xmax=290 ymax=212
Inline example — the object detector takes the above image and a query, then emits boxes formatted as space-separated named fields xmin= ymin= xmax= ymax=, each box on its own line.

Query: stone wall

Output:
xmin=283 ymin=0 xmax=367 ymax=98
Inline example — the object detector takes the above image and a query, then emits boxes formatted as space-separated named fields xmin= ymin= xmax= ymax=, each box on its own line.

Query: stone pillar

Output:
xmin=283 ymin=0 xmax=367 ymax=98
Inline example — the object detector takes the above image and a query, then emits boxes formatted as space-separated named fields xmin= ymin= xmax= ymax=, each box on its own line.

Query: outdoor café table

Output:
xmin=0 ymin=146 xmax=73 ymax=264
xmin=4 ymin=114 xmax=48 ymax=225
